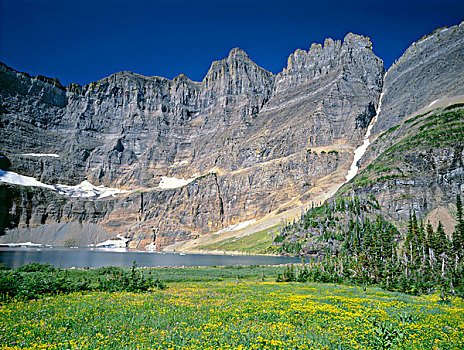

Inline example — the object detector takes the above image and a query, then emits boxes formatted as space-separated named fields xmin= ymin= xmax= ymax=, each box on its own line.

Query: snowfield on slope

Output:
xmin=215 ymin=220 xmax=257 ymax=234
xmin=158 ymin=176 xmax=197 ymax=189
xmin=22 ymin=153 xmax=59 ymax=158
xmin=55 ymin=180 xmax=128 ymax=199
xmin=0 ymin=170 xmax=127 ymax=199
xmin=0 ymin=170 xmax=55 ymax=190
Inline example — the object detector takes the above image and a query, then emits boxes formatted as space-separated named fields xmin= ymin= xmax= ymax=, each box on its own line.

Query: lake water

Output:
xmin=0 ymin=247 xmax=300 ymax=269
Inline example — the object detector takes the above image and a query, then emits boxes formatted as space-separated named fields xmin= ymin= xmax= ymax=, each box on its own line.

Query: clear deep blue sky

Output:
xmin=1 ymin=0 xmax=463 ymax=86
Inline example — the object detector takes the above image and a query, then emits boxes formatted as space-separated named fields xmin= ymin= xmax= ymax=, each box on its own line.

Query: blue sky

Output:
xmin=1 ymin=0 xmax=463 ymax=86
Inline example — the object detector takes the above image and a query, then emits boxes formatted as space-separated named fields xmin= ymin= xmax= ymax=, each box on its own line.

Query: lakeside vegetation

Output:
xmin=271 ymin=194 xmax=464 ymax=299
xmin=0 ymin=263 xmax=284 ymax=301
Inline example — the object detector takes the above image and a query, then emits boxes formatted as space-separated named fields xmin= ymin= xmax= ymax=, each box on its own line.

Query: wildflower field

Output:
xmin=1 ymin=281 xmax=463 ymax=349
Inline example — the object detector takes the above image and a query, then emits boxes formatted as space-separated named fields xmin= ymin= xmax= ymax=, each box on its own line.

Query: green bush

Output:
xmin=0 ymin=271 xmax=22 ymax=300
xmin=97 ymin=261 xmax=165 ymax=292
xmin=95 ymin=266 xmax=124 ymax=275
xmin=0 ymin=270 xmax=88 ymax=300
xmin=16 ymin=263 xmax=55 ymax=273
xmin=0 ymin=263 xmax=11 ymax=271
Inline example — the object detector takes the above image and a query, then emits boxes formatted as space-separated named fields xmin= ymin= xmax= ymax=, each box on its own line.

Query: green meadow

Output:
xmin=1 ymin=265 xmax=463 ymax=349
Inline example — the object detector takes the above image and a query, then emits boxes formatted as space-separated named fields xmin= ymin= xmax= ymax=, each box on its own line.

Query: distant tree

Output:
xmin=405 ymin=211 xmax=420 ymax=263
xmin=435 ymin=222 xmax=449 ymax=257
xmin=454 ymin=194 xmax=464 ymax=258
xmin=425 ymin=222 xmax=434 ymax=254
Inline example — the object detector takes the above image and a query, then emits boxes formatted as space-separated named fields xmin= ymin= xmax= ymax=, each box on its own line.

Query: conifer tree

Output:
xmin=426 ymin=222 xmax=434 ymax=250
xmin=405 ymin=211 xmax=420 ymax=263
xmin=453 ymin=194 xmax=464 ymax=258
xmin=418 ymin=220 xmax=425 ymax=247
xmin=435 ymin=222 xmax=449 ymax=257
xmin=425 ymin=222 xmax=434 ymax=265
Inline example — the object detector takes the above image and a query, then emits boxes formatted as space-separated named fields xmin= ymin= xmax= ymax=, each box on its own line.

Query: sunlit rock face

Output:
xmin=1 ymin=32 xmax=386 ymax=248
xmin=373 ymin=22 xmax=464 ymax=135
xmin=348 ymin=22 xmax=464 ymax=228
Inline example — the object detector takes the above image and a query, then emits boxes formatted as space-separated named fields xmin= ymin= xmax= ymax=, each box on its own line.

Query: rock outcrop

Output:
xmin=342 ymin=22 xmax=464 ymax=231
xmin=0 ymin=32 xmax=386 ymax=248
xmin=373 ymin=22 xmax=464 ymax=135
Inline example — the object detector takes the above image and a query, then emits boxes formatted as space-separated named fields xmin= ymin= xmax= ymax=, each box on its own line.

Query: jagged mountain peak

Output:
xmin=285 ymin=32 xmax=372 ymax=68
xmin=173 ymin=73 xmax=195 ymax=83
xmin=204 ymin=47 xmax=273 ymax=81
xmin=1 ymin=23 xmax=462 ymax=252
xmin=275 ymin=32 xmax=382 ymax=96
xmin=227 ymin=47 xmax=250 ymax=60
xmin=342 ymin=32 xmax=373 ymax=50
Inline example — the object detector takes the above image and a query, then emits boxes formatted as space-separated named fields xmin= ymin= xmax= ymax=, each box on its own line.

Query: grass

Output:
xmin=195 ymin=228 xmax=275 ymax=254
xmin=346 ymin=108 xmax=464 ymax=190
xmin=85 ymin=265 xmax=285 ymax=283
xmin=1 ymin=281 xmax=463 ymax=349
xmin=1 ymin=264 xmax=286 ymax=287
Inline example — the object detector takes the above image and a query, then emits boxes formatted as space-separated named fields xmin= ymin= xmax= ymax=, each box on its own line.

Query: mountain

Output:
xmin=1 ymin=22 xmax=463 ymax=251
xmin=347 ymin=23 xmax=464 ymax=232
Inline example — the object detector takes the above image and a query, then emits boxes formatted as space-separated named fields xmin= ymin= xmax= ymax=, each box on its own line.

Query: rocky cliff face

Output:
xmin=373 ymin=22 xmax=464 ymax=135
xmin=343 ymin=104 xmax=464 ymax=227
xmin=342 ymin=22 xmax=464 ymax=231
xmin=0 ymin=32 xmax=385 ymax=248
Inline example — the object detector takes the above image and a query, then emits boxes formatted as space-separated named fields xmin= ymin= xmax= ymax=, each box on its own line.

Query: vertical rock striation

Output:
xmin=345 ymin=21 xmax=464 ymax=228
xmin=0 ymin=33 xmax=385 ymax=248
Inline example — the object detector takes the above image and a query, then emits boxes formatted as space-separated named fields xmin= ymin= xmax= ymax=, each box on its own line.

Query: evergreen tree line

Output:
xmin=277 ymin=195 xmax=464 ymax=298
xmin=271 ymin=195 xmax=384 ymax=255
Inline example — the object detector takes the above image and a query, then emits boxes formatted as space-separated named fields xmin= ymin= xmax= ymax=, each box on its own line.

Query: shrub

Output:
xmin=97 ymin=261 xmax=165 ymax=292
xmin=95 ymin=266 xmax=124 ymax=275
xmin=0 ymin=263 xmax=11 ymax=271
xmin=16 ymin=263 xmax=56 ymax=273
xmin=0 ymin=270 xmax=88 ymax=300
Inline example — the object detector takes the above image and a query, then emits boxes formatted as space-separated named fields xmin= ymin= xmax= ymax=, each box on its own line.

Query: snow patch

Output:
xmin=0 ymin=242 xmax=43 ymax=247
xmin=428 ymin=99 xmax=439 ymax=108
xmin=92 ymin=234 xmax=129 ymax=248
xmin=345 ymin=73 xmax=387 ymax=183
xmin=170 ymin=160 xmax=189 ymax=167
xmin=0 ymin=170 xmax=55 ymax=190
xmin=55 ymin=180 xmax=128 ymax=199
xmin=145 ymin=242 xmax=157 ymax=251
xmin=215 ymin=219 xmax=257 ymax=234
xmin=0 ymin=170 xmax=127 ymax=199
xmin=159 ymin=176 xmax=196 ymax=189
xmin=22 ymin=153 xmax=59 ymax=158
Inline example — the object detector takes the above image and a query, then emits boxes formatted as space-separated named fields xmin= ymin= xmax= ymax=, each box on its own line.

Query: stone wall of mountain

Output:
xmin=341 ymin=22 xmax=464 ymax=231
xmin=8 ymin=24 xmax=462 ymax=248
xmin=342 ymin=104 xmax=464 ymax=230
xmin=372 ymin=22 xmax=464 ymax=135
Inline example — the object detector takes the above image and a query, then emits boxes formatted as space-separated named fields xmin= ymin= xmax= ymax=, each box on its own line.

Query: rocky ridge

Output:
xmin=341 ymin=21 xmax=464 ymax=232
xmin=2 ymin=23 xmax=460 ymax=250
xmin=0 ymin=32 xmax=383 ymax=248
xmin=182 ymin=21 xmax=464 ymax=253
